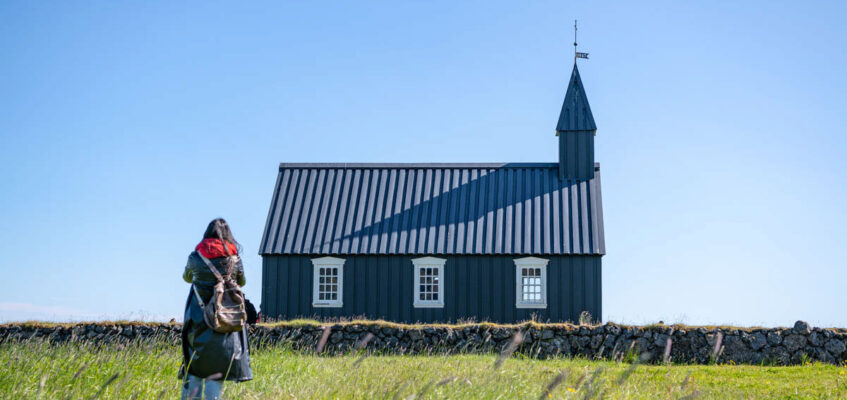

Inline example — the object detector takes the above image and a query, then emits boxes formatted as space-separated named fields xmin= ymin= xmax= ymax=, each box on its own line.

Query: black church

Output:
xmin=259 ymin=63 xmax=605 ymax=323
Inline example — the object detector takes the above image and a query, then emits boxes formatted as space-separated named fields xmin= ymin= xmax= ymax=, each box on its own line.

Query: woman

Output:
xmin=181 ymin=218 xmax=253 ymax=399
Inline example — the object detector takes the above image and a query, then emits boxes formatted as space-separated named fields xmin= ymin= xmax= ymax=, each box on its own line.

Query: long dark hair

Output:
xmin=203 ymin=218 xmax=243 ymax=257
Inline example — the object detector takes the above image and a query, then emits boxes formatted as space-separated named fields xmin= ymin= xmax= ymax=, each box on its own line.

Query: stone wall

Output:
xmin=2 ymin=320 xmax=845 ymax=365
xmin=0 ymin=323 xmax=182 ymax=344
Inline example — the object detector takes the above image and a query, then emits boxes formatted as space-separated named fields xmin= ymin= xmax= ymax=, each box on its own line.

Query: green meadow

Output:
xmin=1 ymin=339 xmax=846 ymax=399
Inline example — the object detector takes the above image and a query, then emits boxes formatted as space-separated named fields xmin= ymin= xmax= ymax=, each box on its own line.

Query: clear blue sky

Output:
xmin=1 ymin=1 xmax=845 ymax=327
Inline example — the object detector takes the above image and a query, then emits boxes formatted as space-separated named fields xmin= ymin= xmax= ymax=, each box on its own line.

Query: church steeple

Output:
xmin=557 ymin=64 xmax=596 ymax=132
xmin=556 ymin=63 xmax=597 ymax=180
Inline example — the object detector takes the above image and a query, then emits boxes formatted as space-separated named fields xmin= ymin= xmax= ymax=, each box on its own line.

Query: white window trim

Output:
xmin=412 ymin=256 xmax=446 ymax=308
xmin=514 ymin=256 xmax=548 ymax=309
xmin=311 ymin=256 xmax=345 ymax=308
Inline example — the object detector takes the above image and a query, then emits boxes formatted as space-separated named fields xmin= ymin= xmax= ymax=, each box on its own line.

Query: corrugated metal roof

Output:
xmin=556 ymin=64 xmax=597 ymax=132
xmin=260 ymin=163 xmax=604 ymax=256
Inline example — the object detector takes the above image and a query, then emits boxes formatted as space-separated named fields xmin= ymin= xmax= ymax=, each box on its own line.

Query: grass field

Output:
xmin=1 ymin=340 xmax=846 ymax=399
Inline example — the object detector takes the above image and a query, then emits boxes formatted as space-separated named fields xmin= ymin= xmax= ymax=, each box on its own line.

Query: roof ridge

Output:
xmin=278 ymin=162 xmax=602 ymax=169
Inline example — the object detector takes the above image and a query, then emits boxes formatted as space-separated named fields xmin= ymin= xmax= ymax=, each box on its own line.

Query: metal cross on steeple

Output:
xmin=574 ymin=20 xmax=589 ymax=62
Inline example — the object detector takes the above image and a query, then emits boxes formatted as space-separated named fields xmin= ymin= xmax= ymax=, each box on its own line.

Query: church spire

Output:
xmin=556 ymin=63 xmax=597 ymax=180
xmin=556 ymin=64 xmax=596 ymax=132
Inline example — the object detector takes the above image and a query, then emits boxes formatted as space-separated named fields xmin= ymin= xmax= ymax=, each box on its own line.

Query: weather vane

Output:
xmin=574 ymin=20 xmax=589 ymax=62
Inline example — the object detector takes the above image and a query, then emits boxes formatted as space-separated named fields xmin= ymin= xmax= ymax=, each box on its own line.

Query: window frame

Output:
xmin=411 ymin=256 xmax=446 ymax=308
xmin=514 ymin=257 xmax=549 ymax=309
xmin=311 ymin=256 xmax=345 ymax=308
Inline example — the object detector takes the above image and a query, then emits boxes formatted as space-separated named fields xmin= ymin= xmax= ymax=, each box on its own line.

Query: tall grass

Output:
xmin=1 ymin=337 xmax=846 ymax=399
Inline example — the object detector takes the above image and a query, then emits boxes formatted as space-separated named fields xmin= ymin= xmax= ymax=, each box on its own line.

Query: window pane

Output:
xmin=432 ymin=293 xmax=438 ymax=301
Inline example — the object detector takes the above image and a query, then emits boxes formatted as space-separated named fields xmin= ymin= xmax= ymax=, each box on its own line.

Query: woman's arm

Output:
xmin=183 ymin=255 xmax=193 ymax=283
xmin=236 ymin=257 xmax=246 ymax=287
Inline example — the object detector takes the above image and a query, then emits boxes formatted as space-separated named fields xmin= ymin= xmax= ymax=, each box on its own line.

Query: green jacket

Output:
xmin=183 ymin=252 xmax=246 ymax=289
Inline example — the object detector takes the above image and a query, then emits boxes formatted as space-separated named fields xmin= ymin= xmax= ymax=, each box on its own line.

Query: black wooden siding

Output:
xmin=558 ymin=131 xmax=595 ymax=181
xmin=261 ymin=255 xmax=601 ymax=324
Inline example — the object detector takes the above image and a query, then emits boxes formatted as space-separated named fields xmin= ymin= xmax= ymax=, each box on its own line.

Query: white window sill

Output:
xmin=413 ymin=302 xmax=444 ymax=308
xmin=312 ymin=303 xmax=343 ymax=308
xmin=516 ymin=303 xmax=547 ymax=309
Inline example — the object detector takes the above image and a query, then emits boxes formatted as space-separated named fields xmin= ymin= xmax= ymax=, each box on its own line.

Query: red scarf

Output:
xmin=195 ymin=238 xmax=238 ymax=258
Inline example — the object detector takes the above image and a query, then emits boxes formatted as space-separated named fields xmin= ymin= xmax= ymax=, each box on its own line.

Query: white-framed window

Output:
xmin=311 ymin=256 xmax=344 ymax=308
xmin=412 ymin=256 xmax=446 ymax=308
xmin=514 ymin=257 xmax=548 ymax=308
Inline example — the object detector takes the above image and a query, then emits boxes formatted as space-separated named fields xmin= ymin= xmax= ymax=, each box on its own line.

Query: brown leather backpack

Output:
xmin=193 ymin=252 xmax=247 ymax=333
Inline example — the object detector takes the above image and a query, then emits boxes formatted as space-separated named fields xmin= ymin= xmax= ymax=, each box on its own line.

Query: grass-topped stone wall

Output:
xmin=2 ymin=320 xmax=845 ymax=365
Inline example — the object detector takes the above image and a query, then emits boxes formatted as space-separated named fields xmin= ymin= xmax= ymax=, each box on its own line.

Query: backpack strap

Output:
xmin=192 ymin=284 xmax=206 ymax=308
xmin=196 ymin=251 xmax=225 ymax=282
